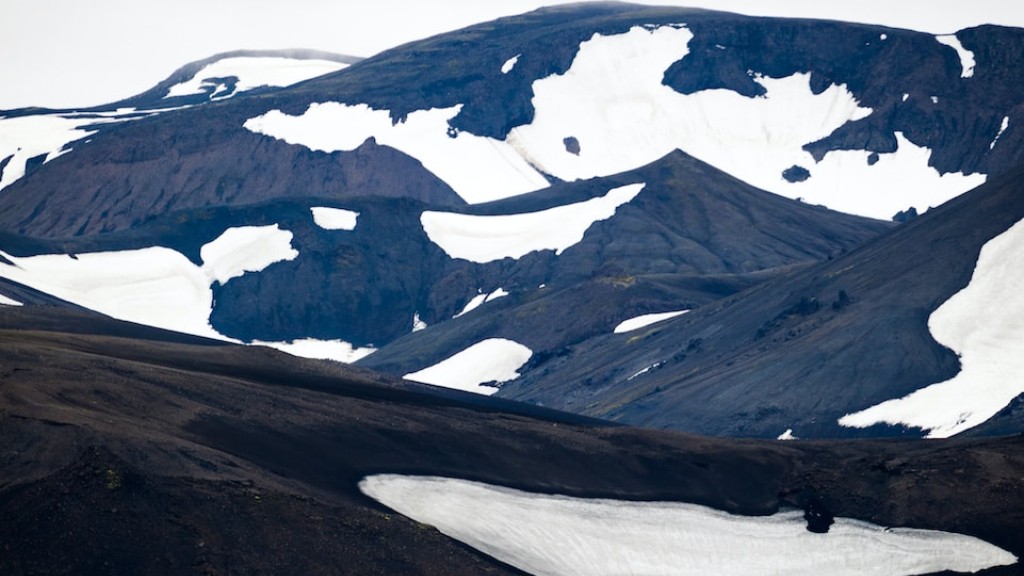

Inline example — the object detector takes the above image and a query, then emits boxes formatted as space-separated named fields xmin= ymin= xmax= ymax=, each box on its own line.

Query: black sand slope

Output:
xmin=1 ymin=306 xmax=1022 ymax=575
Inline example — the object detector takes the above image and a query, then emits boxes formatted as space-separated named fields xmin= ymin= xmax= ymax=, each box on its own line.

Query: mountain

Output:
xmin=0 ymin=305 xmax=1020 ymax=575
xmin=492 ymin=159 xmax=1024 ymax=439
xmin=3 ymin=2 xmax=1024 ymax=441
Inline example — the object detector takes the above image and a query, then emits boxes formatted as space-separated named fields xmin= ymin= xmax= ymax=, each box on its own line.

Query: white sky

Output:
xmin=2 ymin=0 xmax=1023 ymax=110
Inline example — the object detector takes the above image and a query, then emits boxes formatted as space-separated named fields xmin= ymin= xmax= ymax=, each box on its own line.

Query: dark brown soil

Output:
xmin=2 ymin=306 xmax=1022 ymax=575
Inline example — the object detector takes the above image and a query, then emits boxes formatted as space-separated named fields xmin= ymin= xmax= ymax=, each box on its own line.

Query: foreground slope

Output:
xmin=499 ymin=161 xmax=1024 ymax=439
xmin=0 ymin=305 xmax=1022 ymax=575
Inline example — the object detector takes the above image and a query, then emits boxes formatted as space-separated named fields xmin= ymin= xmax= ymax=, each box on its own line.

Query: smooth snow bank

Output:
xmin=311 ymin=206 xmax=359 ymax=230
xmin=453 ymin=287 xmax=508 ymax=318
xmin=243 ymin=102 xmax=549 ymax=204
xmin=360 ymin=475 xmax=1016 ymax=576
xmin=505 ymin=25 xmax=982 ymax=219
xmin=840 ymin=217 xmax=1024 ymax=437
xmin=422 ymin=183 xmax=644 ymax=263
xmin=0 ymin=247 xmax=223 ymax=339
xmin=935 ymin=35 xmax=976 ymax=78
xmin=253 ymin=338 xmax=376 ymax=363
xmin=0 ymin=293 xmax=23 ymax=306
xmin=200 ymin=225 xmax=298 ymax=284
xmin=403 ymin=338 xmax=533 ymax=395
xmin=164 ymin=57 xmax=348 ymax=99
xmin=614 ymin=309 xmax=689 ymax=333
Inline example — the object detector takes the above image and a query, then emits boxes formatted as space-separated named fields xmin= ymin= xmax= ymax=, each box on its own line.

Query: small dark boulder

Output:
xmin=782 ymin=165 xmax=811 ymax=183
xmin=563 ymin=136 xmax=581 ymax=156
xmin=803 ymin=495 xmax=835 ymax=533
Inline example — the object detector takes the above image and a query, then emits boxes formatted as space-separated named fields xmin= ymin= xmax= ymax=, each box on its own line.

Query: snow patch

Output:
xmin=311 ymin=206 xmax=359 ymax=230
xmin=784 ymin=132 xmax=984 ymax=218
xmin=502 ymin=24 xmax=981 ymax=219
xmin=777 ymin=429 xmax=797 ymax=440
xmin=243 ymin=102 xmax=549 ymax=204
xmin=200 ymin=225 xmax=298 ymax=285
xmin=936 ymin=35 xmax=976 ymax=78
xmin=839 ymin=216 xmax=1024 ymax=437
xmin=253 ymin=338 xmax=375 ymax=363
xmin=240 ymin=25 xmax=987 ymax=219
xmin=0 ymin=114 xmax=107 ymax=192
xmin=164 ymin=57 xmax=348 ymax=99
xmin=453 ymin=287 xmax=509 ymax=318
xmin=422 ymin=183 xmax=644 ymax=263
xmin=0 ymin=239 xmax=382 ymax=365
xmin=0 ymin=293 xmax=23 ymax=306
xmin=990 ymin=116 xmax=1010 ymax=150
xmin=501 ymin=54 xmax=520 ymax=74
xmin=403 ymin=338 xmax=533 ymax=395
xmin=614 ymin=309 xmax=689 ymax=333
xmin=627 ymin=361 xmax=663 ymax=381
xmin=360 ymin=475 xmax=1017 ymax=576
xmin=0 ymin=247 xmax=223 ymax=340
xmin=412 ymin=312 xmax=427 ymax=333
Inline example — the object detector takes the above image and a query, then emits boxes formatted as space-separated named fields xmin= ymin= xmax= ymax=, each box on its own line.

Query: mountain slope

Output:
xmin=5 ymin=4 xmax=1024 ymax=238
xmin=0 ymin=150 xmax=888 ymax=359
xmin=496 ymin=160 xmax=1024 ymax=439
xmin=359 ymin=149 xmax=889 ymax=375
xmin=1 ymin=305 xmax=1021 ymax=574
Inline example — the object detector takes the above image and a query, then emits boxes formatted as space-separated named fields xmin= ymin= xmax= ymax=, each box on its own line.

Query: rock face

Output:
xmin=2 ymin=4 xmax=1024 ymax=439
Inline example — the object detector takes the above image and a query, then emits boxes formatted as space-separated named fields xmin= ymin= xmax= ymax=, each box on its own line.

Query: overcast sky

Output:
xmin=2 ymin=0 xmax=1023 ymax=110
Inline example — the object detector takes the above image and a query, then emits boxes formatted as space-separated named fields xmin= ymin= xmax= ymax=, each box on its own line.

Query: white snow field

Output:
xmin=453 ymin=287 xmax=509 ymax=318
xmin=243 ymin=24 xmax=987 ymax=219
xmin=0 ymin=246 xmax=223 ymax=339
xmin=421 ymin=183 xmax=645 ymax=263
xmin=360 ymin=475 xmax=1017 ymax=576
xmin=403 ymin=338 xmax=533 ymax=395
xmin=0 ymin=226 xmax=371 ymax=363
xmin=310 ymin=206 xmax=359 ymax=230
xmin=840 ymin=216 xmax=1024 ymax=437
xmin=243 ymin=102 xmax=550 ymax=204
xmin=935 ymin=34 xmax=976 ymax=79
xmin=613 ymin=309 xmax=689 ymax=333
xmin=506 ymin=25 xmax=985 ymax=219
xmin=163 ymin=57 xmax=348 ymax=99
xmin=0 ymin=293 xmax=23 ymax=306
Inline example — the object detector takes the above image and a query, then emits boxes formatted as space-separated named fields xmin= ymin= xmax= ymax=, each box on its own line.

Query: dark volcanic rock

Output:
xmin=498 ymin=161 xmax=1024 ymax=438
xmin=1 ymin=306 xmax=1023 ymax=574
xmin=0 ymin=103 xmax=465 ymax=237
xmin=359 ymin=150 xmax=889 ymax=373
